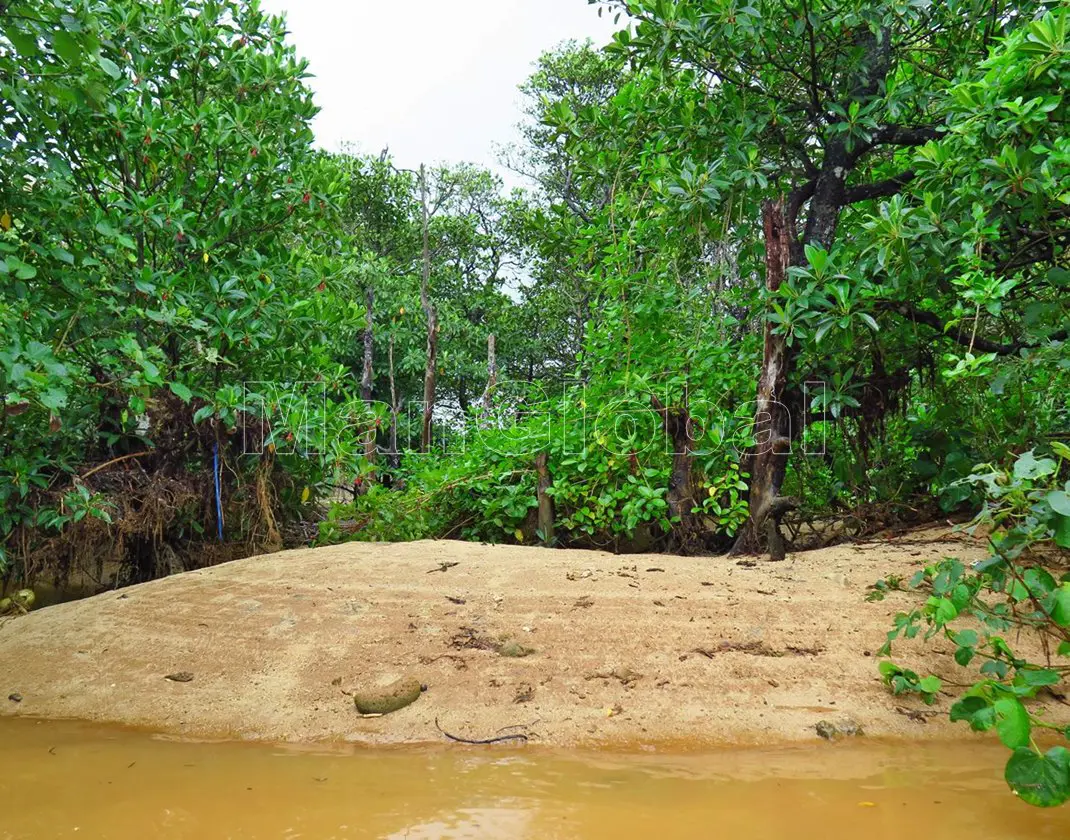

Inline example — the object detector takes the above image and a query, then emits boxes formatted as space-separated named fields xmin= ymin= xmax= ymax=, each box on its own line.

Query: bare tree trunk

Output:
xmin=361 ymin=286 xmax=375 ymax=403
xmin=652 ymin=394 xmax=701 ymax=552
xmin=361 ymin=285 xmax=376 ymax=480
xmin=480 ymin=333 xmax=497 ymax=415
xmin=387 ymin=333 xmax=400 ymax=470
xmin=731 ymin=199 xmax=795 ymax=557
xmin=534 ymin=451 xmax=554 ymax=545
xmin=419 ymin=163 xmax=437 ymax=453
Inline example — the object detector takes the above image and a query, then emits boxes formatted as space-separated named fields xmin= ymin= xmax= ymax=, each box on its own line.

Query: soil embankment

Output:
xmin=1 ymin=528 xmax=1062 ymax=746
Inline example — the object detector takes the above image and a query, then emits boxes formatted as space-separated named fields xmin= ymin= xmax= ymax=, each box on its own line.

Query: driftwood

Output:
xmin=434 ymin=717 xmax=529 ymax=745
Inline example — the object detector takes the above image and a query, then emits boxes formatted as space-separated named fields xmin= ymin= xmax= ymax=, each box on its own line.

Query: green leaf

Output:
xmin=7 ymin=29 xmax=40 ymax=58
xmin=953 ymin=629 xmax=979 ymax=647
xmin=932 ymin=597 xmax=958 ymax=624
xmin=51 ymin=30 xmax=82 ymax=64
xmin=1005 ymin=747 xmax=1070 ymax=808
xmin=50 ymin=247 xmax=75 ymax=265
xmin=857 ymin=312 xmax=880 ymax=332
xmin=192 ymin=405 xmax=215 ymax=423
xmin=7 ymin=256 xmax=36 ymax=279
xmin=1048 ymin=583 xmax=1070 ymax=626
xmin=1055 ymin=514 xmax=1070 ymax=550
xmin=97 ymin=55 xmax=121 ymax=79
xmin=994 ymin=697 xmax=1031 ymax=749
xmin=1017 ymin=668 xmax=1061 ymax=688
xmin=951 ymin=695 xmax=995 ymax=731
xmin=168 ymin=382 xmax=193 ymax=403
xmin=1048 ymin=490 xmax=1070 ymax=517
xmin=1014 ymin=450 xmax=1057 ymax=481
xmin=40 ymin=388 xmax=68 ymax=411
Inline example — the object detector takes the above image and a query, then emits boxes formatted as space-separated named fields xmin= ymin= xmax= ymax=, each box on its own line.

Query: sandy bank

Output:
xmin=1 ymin=529 xmax=1061 ymax=746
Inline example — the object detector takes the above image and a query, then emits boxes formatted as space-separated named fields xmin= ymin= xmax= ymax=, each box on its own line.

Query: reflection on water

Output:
xmin=1 ymin=718 xmax=1068 ymax=839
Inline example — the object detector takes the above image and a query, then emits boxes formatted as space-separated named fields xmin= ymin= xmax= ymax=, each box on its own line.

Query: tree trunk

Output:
xmin=361 ymin=286 xmax=374 ymax=403
xmin=360 ymin=285 xmax=376 ymax=479
xmin=535 ymin=451 xmax=554 ymax=545
xmin=387 ymin=333 xmax=400 ymax=470
xmin=652 ymin=394 xmax=701 ymax=552
xmin=419 ymin=164 xmax=437 ymax=453
xmin=480 ymin=333 xmax=497 ymax=415
xmin=731 ymin=198 xmax=795 ymax=556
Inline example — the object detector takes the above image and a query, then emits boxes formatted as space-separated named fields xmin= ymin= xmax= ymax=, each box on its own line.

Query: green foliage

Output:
xmin=879 ymin=448 xmax=1070 ymax=806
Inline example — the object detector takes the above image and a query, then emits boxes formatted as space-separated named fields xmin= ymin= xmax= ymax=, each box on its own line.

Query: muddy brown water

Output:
xmin=2 ymin=719 xmax=1069 ymax=839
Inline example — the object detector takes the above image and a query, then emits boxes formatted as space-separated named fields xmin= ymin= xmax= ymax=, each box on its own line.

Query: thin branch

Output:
xmin=843 ymin=169 xmax=917 ymax=204
xmin=877 ymin=301 xmax=1068 ymax=355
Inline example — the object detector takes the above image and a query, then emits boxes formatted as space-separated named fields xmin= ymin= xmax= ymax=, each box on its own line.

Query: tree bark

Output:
xmin=731 ymin=198 xmax=794 ymax=556
xmin=361 ymin=286 xmax=374 ymax=403
xmin=652 ymin=394 xmax=701 ymax=552
xmin=729 ymin=28 xmax=915 ymax=557
xmin=360 ymin=285 xmax=376 ymax=478
xmin=480 ymin=333 xmax=497 ymax=415
xmin=419 ymin=164 xmax=437 ymax=453
xmin=387 ymin=333 xmax=400 ymax=470
xmin=535 ymin=451 xmax=554 ymax=545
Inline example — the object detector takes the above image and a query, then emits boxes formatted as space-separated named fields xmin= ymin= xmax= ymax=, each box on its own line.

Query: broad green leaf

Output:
xmin=7 ymin=256 xmax=36 ymax=280
xmin=50 ymin=247 xmax=75 ymax=265
xmin=1005 ymin=747 xmax=1070 ymax=807
xmin=951 ymin=695 xmax=995 ymax=731
xmin=168 ymin=382 xmax=193 ymax=403
xmin=994 ymin=697 xmax=1031 ymax=749
xmin=51 ymin=31 xmax=82 ymax=64
xmin=7 ymin=29 xmax=39 ymax=57
xmin=40 ymin=388 xmax=68 ymax=411
xmin=97 ymin=55 xmax=121 ymax=79
xmin=1017 ymin=668 xmax=1061 ymax=688
xmin=1014 ymin=450 xmax=1057 ymax=481
xmin=1055 ymin=514 xmax=1070 ymax=550
xmin=1049 ymin=584 xmax=1070 ymax=627
xmin=1048 ymin=490 xmax=1070 ymax=517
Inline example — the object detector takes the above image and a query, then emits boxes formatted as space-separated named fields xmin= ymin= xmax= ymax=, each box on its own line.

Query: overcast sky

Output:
xmin=258 ymin=0 xmax=620 ymax=186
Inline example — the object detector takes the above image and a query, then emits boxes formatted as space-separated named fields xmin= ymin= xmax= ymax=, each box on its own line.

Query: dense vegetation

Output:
xmin=1 ymin=0 xmax=1068 ymax=805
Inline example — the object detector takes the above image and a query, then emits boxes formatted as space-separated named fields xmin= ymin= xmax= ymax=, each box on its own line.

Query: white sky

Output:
xmin=258 ymin=0 xmax=620 ymax=186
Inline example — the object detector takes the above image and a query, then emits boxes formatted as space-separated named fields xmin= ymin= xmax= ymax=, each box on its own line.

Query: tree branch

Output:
xmin=844 ymin=170 xmax=917 ymax=204
xmin=877 ymin=301 xmax=1068 ymax=355
xmin=870 ymin=124 xmax=941 ymax=147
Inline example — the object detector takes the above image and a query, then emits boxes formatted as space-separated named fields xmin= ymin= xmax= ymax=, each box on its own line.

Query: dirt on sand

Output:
xmin=1 ymin=527 xmax=1064 ymax=747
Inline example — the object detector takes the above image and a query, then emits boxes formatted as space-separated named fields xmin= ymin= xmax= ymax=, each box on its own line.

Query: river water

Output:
xmin=2 ymin=718 xmax=1068 ymax=839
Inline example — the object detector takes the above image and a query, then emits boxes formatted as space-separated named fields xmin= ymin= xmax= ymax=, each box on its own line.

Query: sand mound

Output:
xmin=1 ymin=528 xmax=1061 ymax=746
